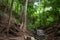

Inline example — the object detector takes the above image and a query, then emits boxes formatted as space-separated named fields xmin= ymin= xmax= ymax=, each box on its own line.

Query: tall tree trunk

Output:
xmin=7 ymin=0 xmax=14 ymax=36
xmin=20 ymin=0 xmax=28 ymax=32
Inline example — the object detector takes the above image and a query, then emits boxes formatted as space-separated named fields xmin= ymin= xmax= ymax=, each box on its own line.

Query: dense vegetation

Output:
xmin=0 ymin=0 xmax=60 ymax=32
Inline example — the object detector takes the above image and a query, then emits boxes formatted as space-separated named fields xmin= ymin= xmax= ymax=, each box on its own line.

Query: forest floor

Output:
xmin=0 ymin=13 xmax=34 ymax=40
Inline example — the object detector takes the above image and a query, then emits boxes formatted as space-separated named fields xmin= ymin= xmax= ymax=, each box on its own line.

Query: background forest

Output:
xmin=7 ymin=0 xmax=60 ymax=31
xmin=0 ymin=0 xmax=60 ymax=40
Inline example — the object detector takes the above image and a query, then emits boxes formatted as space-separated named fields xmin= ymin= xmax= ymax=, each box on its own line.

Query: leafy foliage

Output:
xmin=27 ymin=0 xmax=60 ymax=31
xmin=1 ymin=0 xmax=60 ymax=31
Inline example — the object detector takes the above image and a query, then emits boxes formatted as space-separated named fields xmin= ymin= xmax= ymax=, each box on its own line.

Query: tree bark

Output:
xmin=7 ymin=0 xmax=14 ymax=36
xmin=20 ymin=0 xmax=28 ymax=32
